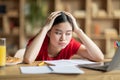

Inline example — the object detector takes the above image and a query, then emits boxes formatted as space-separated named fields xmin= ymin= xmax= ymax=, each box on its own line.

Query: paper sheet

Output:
xmin=50 ymin=66 xmax=84 ymax=74
xmin=20 ymin=59 xmax=97 ymax=74
xmin=20 ymin=66 xmax=51 ymax=74
xmin=20 ymin=66 xmax=84 ymax=74
xmin=45 ymin=59 xmax=97 ymax=66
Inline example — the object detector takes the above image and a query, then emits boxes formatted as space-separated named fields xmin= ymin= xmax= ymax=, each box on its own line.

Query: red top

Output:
xmin=27 ymin=35 xmax=81 ymax=61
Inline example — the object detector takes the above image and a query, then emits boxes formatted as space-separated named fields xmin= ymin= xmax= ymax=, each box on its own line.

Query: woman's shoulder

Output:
xmin=66 ymin=38 xmax=81 ymax=48
xmin=70 ymin=38 xmax=81 ymax=44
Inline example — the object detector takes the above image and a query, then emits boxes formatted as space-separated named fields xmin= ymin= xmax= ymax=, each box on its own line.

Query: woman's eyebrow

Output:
xmin=55 ymin=29 xmax=62 ymax=32
xmin=66 ymin=30 xmax=72 ymax=32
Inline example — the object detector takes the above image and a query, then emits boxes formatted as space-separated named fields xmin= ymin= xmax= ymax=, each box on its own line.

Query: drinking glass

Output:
xmin=0 ymin=38 xmax=6 ymax=68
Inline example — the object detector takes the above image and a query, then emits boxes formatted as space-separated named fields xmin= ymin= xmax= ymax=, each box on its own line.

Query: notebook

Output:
xmin=20 ymin=65 xmax=84 ymax=74
xmin=80 ymin=46 xmax=120 ymax=72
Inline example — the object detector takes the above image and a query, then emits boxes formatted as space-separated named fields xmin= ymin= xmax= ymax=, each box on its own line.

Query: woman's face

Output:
xmin=48 ymin=22 xmax=73 ymax=50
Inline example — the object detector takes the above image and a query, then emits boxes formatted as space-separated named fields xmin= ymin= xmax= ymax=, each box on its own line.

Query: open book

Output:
xmin=20 ymin=66 xmax=84 ymax=74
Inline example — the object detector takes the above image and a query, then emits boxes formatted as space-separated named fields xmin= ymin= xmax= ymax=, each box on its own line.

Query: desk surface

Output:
xmin=0 ymin=61 xmax=120 ymax=80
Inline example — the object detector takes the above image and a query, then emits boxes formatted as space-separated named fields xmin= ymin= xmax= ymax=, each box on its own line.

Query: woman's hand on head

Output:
xmin=44 ymin=11 xmax=61 ymax=31
xmin=64 ymin=11 xmax=81 ymax=33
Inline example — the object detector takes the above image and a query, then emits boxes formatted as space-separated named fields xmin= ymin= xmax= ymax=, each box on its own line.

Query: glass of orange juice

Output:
xmin=0 ymin=38 xmax=6 ymax=68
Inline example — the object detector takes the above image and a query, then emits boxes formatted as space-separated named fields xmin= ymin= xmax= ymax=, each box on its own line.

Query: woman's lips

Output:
xmin=58 ymin=42 xmax=66 ymax=46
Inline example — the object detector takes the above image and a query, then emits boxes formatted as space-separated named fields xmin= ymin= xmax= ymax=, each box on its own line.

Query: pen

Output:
xmin=44 ymin=62 xmax=56 ymax=66
xmin=47 ymin=65 xmax=54 ymax=71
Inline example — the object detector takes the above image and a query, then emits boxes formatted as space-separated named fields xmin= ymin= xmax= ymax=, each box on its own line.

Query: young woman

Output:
xmin=24 ymin=11 xmax=104 ymax=64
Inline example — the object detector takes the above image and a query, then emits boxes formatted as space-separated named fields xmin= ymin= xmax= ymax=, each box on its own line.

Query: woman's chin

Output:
xmin=59 ymin=45 xmax=67 ymax=49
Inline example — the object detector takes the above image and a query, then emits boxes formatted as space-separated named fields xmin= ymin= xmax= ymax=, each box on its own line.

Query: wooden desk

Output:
xmin=0 ymin=63 xmax=120 ymax=80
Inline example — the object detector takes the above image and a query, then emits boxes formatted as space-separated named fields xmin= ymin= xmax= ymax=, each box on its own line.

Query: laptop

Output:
xmin=80 ymin=46 xmax=120 ymax=72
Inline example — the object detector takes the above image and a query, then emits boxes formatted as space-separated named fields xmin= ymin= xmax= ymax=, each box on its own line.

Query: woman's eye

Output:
xmin=66 ymin=33 xmax=71 ymax=35
xmin=55 ymin=32 xmax=62 ymax=35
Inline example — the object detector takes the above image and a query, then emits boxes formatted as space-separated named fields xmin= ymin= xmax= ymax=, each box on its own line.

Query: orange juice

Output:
xmin=0 ymin=46 xmax=6 ymax=67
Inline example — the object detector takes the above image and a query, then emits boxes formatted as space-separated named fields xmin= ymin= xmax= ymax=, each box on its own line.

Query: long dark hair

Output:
xmin=52 ymin=12 xmax=74 ymax=30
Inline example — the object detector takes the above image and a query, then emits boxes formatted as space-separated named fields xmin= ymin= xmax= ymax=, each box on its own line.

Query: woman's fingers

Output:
xmin=45 ymin=11 xmax=61 ymax=31
xmin=49 ymin=13 xmax=61 ymax=24
xmin=64 ymin=11 xmax=81 ymax=31
xmin=48 ymin=11 xmax=61 ymax=20
xmin=65 ymin=11 xmax=76 ymax=21
xmin=47 ymin=11 xmax=61 ymax=24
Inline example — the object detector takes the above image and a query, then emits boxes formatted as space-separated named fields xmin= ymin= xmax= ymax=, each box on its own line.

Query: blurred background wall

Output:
xmin=0 ymin=0 xmax=120 ymax=58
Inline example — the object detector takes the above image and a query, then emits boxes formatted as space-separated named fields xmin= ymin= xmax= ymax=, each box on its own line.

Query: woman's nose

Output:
xmin=60 ymin=34 xmax=66 ymax=41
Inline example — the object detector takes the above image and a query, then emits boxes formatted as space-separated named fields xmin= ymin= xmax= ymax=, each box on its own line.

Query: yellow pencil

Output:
xmin=38 ymin=61 xmax=55 ymax=66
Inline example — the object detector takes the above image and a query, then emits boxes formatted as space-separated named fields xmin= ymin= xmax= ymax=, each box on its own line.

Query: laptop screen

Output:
xmin=107 ymin=47 xmax=120 ymax=71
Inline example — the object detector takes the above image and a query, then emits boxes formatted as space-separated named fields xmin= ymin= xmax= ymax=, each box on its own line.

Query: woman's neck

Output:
xmin=48 ymin=44 xmax=61 ymax=57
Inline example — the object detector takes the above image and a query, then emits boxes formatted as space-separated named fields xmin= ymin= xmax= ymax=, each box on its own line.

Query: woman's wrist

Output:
xmin=43 ymin=26 xmax=50 ymax=32
xmin=74 ymin=28 xmax=83 ymax=35
xmin=37 ymin=26 xmax=48 ymax=36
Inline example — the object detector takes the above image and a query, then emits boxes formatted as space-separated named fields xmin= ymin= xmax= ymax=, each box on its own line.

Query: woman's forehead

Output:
xmin=52 ymin=22 xmax=72 ymax=30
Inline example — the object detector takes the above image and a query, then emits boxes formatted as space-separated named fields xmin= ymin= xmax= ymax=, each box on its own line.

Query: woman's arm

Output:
xmin=65 ymin=12 xmax=104 ymax=62
xmin=24 ymin=27 xmax=48 ymax=64
xmin=75 ymin=29 xmax=104 ymax=61
xmin=24 ymin=12 xmax=61 ymax=64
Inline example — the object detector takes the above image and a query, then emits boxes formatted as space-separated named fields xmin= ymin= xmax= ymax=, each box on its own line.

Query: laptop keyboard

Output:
xmin=80 ymin=62 xmax=110 ymax=71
